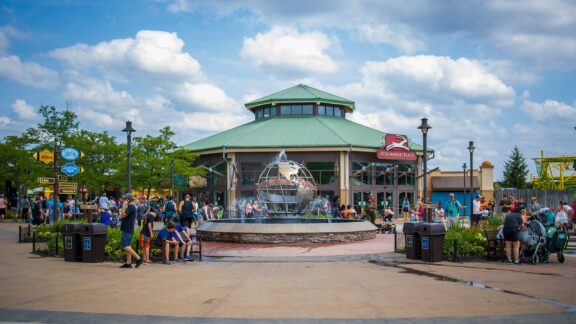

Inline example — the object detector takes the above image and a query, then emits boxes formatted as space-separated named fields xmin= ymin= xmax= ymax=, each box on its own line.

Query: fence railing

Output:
xmin=495 ymin=188 xmax=574 ymax=211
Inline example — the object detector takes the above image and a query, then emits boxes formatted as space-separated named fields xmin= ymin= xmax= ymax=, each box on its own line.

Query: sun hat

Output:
xmin=122 ymin=193 xmax=134 ymax=200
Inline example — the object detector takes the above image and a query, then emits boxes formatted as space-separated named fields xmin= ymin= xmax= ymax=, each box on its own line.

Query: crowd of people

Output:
xmin=0 ymin=193 xmax=80 ymax=225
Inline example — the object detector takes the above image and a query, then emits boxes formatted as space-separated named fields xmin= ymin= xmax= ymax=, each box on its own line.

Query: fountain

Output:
xmin=196 ymin=152 xmax=377 ymax=243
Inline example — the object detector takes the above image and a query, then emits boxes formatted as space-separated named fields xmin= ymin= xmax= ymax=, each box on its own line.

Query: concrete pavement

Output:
xmin=0 ymin=222 xmax=574 ymax=322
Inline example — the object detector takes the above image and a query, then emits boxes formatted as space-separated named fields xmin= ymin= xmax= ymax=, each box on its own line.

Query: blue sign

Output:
xmin=422 ymin=237 xmax=429 ymax=250
xmin=61 ymin=163 xmax=81 ymax=176
xmin=61 ymin=147 xmax=80 ymax=161
xmin=83 ymin=237 xmax=91 ymax=251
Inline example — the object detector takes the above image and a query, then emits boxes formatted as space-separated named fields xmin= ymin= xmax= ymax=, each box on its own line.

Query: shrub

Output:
xmin=443 ymin=226 xmax=487 ymax=259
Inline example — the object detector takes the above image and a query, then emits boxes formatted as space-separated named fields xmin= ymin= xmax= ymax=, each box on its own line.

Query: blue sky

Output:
xmin=1 ymin=0 xmax=575 ymax=180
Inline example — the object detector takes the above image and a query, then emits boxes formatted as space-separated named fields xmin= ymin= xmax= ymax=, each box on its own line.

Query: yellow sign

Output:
xmin=81 ymin=167 xmax=85 ymax=173
xmin=59 ymin=182 xmax=77 ymax=188
xmin=38 ymin=177 xmax=55 ymax=184
xmin=80 ymin=151 xmax=85 ymax=159
xmin=59 ymin=188 xmax=77 ymax=195
xmin=38 ymin=149 xmax=54 ymax=164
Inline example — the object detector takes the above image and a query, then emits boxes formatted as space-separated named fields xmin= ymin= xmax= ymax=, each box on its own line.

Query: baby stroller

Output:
xmin=376 ymin=209 xmax=396 ymax=234
xmin=520 ymin=219 xmax=548 ymax=264
xmin=546 ymin=225 xmax=569 ymax=263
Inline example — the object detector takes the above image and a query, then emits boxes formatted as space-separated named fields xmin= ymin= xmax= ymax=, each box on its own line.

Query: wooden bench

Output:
xmin=485 ymin=229 xmax=504 ymax=260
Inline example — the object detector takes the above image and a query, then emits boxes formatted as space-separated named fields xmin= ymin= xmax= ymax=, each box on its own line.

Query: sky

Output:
xmin=0 ymin=0 xmax=575 ymax=180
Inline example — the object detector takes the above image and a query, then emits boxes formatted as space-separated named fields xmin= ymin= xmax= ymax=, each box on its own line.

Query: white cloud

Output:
xmin=11 ymin=99 xmax=36 ymax=120
xmin=167 ymin=0 xmax=192 ymax=13
xmin=0 ymin=55 xmax=59 ymax=89
xmin=174 ymin=82 xmax=237 ymax=111
xmin=357 ymin=24 xmax=424 ymax=54
xmin=49 ymin=30 xmax=203 ymax=80
xmin=0 ymin=116 xmax=10 ymax=127
xmin=522 ymin=99 xmax=576 ymax=122
xmin=241 ymin=26 xmax=338 ymax=76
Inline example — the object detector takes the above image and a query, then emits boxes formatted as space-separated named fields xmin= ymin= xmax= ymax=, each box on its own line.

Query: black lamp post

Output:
xmin=462 ymin=162 xmax=467 ymax=214
xmin=122 ymin=121 xmax=136 ymax=194
xmin=170 ymin=159 xmax=175 ymax=198
xmin=468 ymin=141 xmax=475 ymax=225
xmin=418 ymin=118 xmax=431 ymax=222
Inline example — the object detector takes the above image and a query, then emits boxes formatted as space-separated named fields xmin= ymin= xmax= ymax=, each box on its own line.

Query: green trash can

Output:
xmin=404 ymin=222 xmax=424 ymax=260
xmin=62 ymin=223 xmax=83 ymax=262
xmin=80 ymin=223 xmax=107 ymax=263
xmin=421 ymin=223 xmax=446 ymax=262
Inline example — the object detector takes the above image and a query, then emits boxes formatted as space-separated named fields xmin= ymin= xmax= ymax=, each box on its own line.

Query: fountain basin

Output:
xmin=196 ymin=219 xmax=378 ymax=244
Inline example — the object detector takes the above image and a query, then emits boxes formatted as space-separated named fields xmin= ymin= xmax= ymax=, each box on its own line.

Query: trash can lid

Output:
xmin=82 ymin=223 xmax=107 ymax=234
xmin=421 ymin=223 xmax=446 ymax=235
xmin=403 ymin=221 xmax=425 ymax=233
xmin=61 ymin=223 xmax=82 ymax=233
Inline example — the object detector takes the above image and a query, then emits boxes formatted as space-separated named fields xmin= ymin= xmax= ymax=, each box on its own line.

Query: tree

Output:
xmin=0 ymin=135 xmax=46 ymax=196
xmin=502 ymin=146 xmax=529 ymax=188
xmin=132 ymin=126 xmax=201 ymax=197
xmin=25 ymin=105 xmax=79 ymax=146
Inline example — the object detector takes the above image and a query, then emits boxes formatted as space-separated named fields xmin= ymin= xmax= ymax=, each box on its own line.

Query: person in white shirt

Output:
xmin=472 ymin=195 xmax=482 ymax=226
xmin=98 ymin=193 xmax=109 ymax=211
xmin=434 ymin=201 xmax=445 ymax=224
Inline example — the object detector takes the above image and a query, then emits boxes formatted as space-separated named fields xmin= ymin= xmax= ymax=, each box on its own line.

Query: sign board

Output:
xmin=65 ymin=236 xmax=73 ymax=250
xmin=59 ymin=188 xmax=77 ymax=195
xmin=406 ymin=234 xmax=413 ymax=248
xmin=377 ymin=134 xmax=417 ymax=161
xmin=422 ymin=236 xmax=429 ymax=250
xmin=37 ymin=149 xmax=54 ymax=164
xmin=83 ymin=237 xmax=91 ymax=251
xmin=61 ymin=163 xmax=81 ymax=177
xmin=58 ymin=175 xmax=68 ymax=181
xmin=38 ymin=177 xmax=55 ymax=184
xmin=59 ymin=182 xmax=78 ymax=188
xmin=61 ymin=147 xmax=80 ymax=161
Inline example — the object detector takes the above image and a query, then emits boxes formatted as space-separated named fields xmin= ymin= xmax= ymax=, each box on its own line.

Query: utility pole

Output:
xmin=53 ymin=144 xmax=60 ymax=221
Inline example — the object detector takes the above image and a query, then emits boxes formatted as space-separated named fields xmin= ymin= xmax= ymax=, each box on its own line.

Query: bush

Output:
xmin=486 ymin=215 xmax=504 ymax=228
xmin=443 ymin=226 xmax=487 ymax=259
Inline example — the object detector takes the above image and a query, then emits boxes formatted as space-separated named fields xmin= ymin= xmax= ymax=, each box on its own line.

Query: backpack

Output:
xmin=166 ymin=201 xmax=175 ymax=212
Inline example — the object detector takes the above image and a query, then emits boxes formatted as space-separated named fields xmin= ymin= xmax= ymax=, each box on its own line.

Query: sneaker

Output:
xmin=119 ymin=263 xmax=132 ymax=269
xmin=514 ymin=260 xmax=521 ymax=265
xmin=185 ymin=256 xmax=193 ymax=261
xmin=135 ymin=258 xmax=143 ymax=268
xmin=176 ymin=258 xmax=184 ymax=263
xmin=506 ymin=260 xmax=513 ymax=264
xmin=162 ymin=259 xmax=171 ymax=265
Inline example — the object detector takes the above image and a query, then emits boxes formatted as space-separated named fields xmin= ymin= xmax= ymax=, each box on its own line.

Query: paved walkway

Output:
xmin=0 ymin=223 xmax=574 ymax=323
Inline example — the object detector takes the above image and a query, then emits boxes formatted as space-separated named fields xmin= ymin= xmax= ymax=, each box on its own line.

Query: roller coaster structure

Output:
xmin=531 ymin=150 xmax=576 ymax=190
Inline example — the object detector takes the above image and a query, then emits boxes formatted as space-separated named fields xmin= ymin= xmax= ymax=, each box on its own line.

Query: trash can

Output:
xmin=80 ymin=223 xmax=107 ymax=263
xmin=62 ymin=223 xmax=83 ymax=262
xmin=421 ymin=223 xmax=446 ymax=262
xmin=404 ymin=222 xmax=424 ymax=260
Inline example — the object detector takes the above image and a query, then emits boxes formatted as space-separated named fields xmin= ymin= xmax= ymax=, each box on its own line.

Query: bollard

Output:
xmin=32 ymin=231 xmax=36 ymax=252
xmin=18 ymin=226 xmax=22 ymax=243
xmin=453 ymin=239 xmax=458 ymax=261
xmin=394 ymin=231 xmax=397 ymax=251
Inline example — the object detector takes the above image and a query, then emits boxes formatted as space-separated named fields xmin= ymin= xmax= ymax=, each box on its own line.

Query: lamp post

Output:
xmin=462 ymin=162 xmax=467 ymax=216
xmin=418 ymin=118 xmax=431 ymax=222
xmin=122 ymin=121 xmax=136 ymax=194
xmin=468 ymin=141 xmax=475 ymax=225
xmin=170 ymin=159 xmax=175 ymax=198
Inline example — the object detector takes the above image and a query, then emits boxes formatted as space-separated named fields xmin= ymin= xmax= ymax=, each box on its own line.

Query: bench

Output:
xmin=485 ymin=229 xmax=504 ymax=260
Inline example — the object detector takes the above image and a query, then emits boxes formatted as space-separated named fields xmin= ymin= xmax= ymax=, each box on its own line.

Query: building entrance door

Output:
xmin=376 ymin=191 xmax=394 ymax=216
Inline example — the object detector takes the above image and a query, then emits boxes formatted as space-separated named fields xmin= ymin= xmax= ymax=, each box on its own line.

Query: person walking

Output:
xmin=178 ymin=193 xmax=195 ymax=228
xmin=20 ymin=195 xmax=31 ymax=223
xmin=472 ymin=195 xmax=482 ymax=226
xmin=119 ymin=193 xmax=142 ymax=269
xmin=434 ymin=201 xmax=445 ymax=224
xmin=503 ymin=211 xmax=524 ymax=264
xmin=0 ymin=194 xmax=8 ymax=222
xmin=445 ymin=193 xmax=461 ymax=227
xmin=401 ymin=196 xmax=410 ymax=222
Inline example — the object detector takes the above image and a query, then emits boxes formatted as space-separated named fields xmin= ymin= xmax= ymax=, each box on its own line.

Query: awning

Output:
xmin=431 ymin=176 xmax=479 ymax=191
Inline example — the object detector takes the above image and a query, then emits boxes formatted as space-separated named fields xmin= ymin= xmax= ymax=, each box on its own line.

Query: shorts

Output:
xmin=0 ymin=208 xmax=5 ymax=215
xmin=402 ymin=207 xmax=409 ymax=213
xmin=503 ymin=228 xmax=519 ymax=241
xmin=182 ymin=217 xmax=194 ymax=228
xmin=121 ymin=232 xmax=133 ymax=248
xmin=139 ymin=234 xmax=150 ymax=248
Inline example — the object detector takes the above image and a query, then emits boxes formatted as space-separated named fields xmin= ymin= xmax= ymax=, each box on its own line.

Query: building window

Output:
xmin=280 ymin=105 xmax=291 ymax=115
xmin=333 ymin=107 xmax=342 ymax=116
xmin=375 ymin=162 xmax=394 ymax=185
xmin=326 ymin=106 xmax=334 ymax=116
xmin=302 ymin=104 xmax=313 ymax=115
xmin=291 ymin=105 xmax=303 ymax=114
xmin=306 ymin=162 xmax=336 ymax=185
xmin=352 ymin=161 xmax=372 ymax=185
xmin=241 ymin=162 xmax=264 ymax=185
xmin=397 ymin=164 xmax=415 ymax=186
xmin=256 ymin=108 xmax=264 ymax=119
xmin=317 ymin=105 xmax=325 ymax=115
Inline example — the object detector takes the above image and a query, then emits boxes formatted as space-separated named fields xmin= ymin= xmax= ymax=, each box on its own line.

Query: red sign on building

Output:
xmin=377 ymin=134 xmax=417 ymax=161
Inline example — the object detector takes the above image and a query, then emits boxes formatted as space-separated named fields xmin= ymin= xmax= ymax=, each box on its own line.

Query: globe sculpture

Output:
xmin=256 ymin=159 xmax=317 ymax=218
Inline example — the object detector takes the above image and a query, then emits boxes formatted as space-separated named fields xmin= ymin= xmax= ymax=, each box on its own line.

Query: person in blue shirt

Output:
xmin=100 ymin=208 xmax=113 ymax=226
xmin=175 ymin=222 xmax=193 ymax=261
xmin=46 ymin=194 xmax=64 ymax=225
xmin=445 ymin=193 xmax=461 ymax=228
xmin=156 ymin=222 xmax=180 ymax=264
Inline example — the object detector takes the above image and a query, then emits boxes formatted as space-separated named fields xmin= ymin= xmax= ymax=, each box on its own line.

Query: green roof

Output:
xmin=245 ymin=84 xmax=355 ymax=112
xmin=183 ymin=116 xmax=427 ymax=153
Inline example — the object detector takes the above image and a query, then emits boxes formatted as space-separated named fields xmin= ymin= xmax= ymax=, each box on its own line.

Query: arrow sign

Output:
xmin=38 ymin=149 xmax=54 ymax=164
xmin=38 ymin=177 xmax=55 ymax=184
xmin=61 ymin=163 xmax=81 ymax=177
xmin=61 ymin=147 xmax=80 ymax=161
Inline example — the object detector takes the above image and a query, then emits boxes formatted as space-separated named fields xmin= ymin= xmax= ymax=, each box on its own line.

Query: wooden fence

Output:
xmin=495 ymin=188 xmax=574 ymax=210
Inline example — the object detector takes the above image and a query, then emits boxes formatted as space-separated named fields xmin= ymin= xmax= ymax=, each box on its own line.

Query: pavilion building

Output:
xmin=183 ymin=84 xmax=430 ymax=216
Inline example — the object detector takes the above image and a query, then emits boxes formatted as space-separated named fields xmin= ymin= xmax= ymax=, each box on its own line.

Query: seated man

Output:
xmin=175 ymin=221 xmax=193 ymax=261
xmin=62 ymin=202 xmax=73 ymax=220
xmin=156 ymin=222 xmax=180 ymax=264
xmin=99 ymin=209 xmax=113 ymax=226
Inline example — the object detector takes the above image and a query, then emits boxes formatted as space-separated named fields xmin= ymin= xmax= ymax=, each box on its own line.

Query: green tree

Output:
xmin=25 ymin=105 xmax=79 ymax=146
xmin=0 ymin=135 xmax=46 ymax=195
xmin=502 ymin=146 xmax=529 ymax=188
xmin=132 ymin=126 xmax=201 ymax=197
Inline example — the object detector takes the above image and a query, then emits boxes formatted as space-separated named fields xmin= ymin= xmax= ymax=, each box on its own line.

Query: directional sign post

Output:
xmin=34 ymin=149 xmax=54 ymax=164
xmin=38 ymin=177 xmax=55 ymax=185
xmin=61 ymin=147 xmax=80 ymax=161
xmin=61 ymin=163 xmax=81 ymax=177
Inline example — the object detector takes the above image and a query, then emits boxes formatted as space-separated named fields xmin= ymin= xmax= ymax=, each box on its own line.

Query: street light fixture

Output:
xmin=170 ymin=159 xmax=175 ymax=198
xmin=467 ymin=141 xmax=475 ymax=225
xmin=122 ymin=121 xmax=136 ymax=194
xmin=462 ymin=162 xmax=467 ymax=215
xmin=418 ymin=117 xmax=431 ymax=222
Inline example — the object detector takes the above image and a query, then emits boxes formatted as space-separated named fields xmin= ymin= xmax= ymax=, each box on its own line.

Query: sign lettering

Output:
xmin=83 ymin=237 xmax=91 ymax=251
xmin=422 ymin=237 xmax=429 ymax=250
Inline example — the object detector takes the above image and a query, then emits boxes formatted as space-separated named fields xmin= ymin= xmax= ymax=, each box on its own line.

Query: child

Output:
xmin=139 ymin=210 xmax=155 ymax=264
xmin=99 ymin=208 xmax=113 ymax=226
xmin=156 ymin=222 xmax=180 ymax=264
xmin=175 ymin=222 xmax=193 ymax=261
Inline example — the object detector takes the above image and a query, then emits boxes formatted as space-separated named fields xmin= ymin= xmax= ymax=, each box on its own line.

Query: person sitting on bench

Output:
xmin=156 ymin=222 xmax=180 ymax=264
xmin=175 ymin=221 xmax=193 ymax=261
